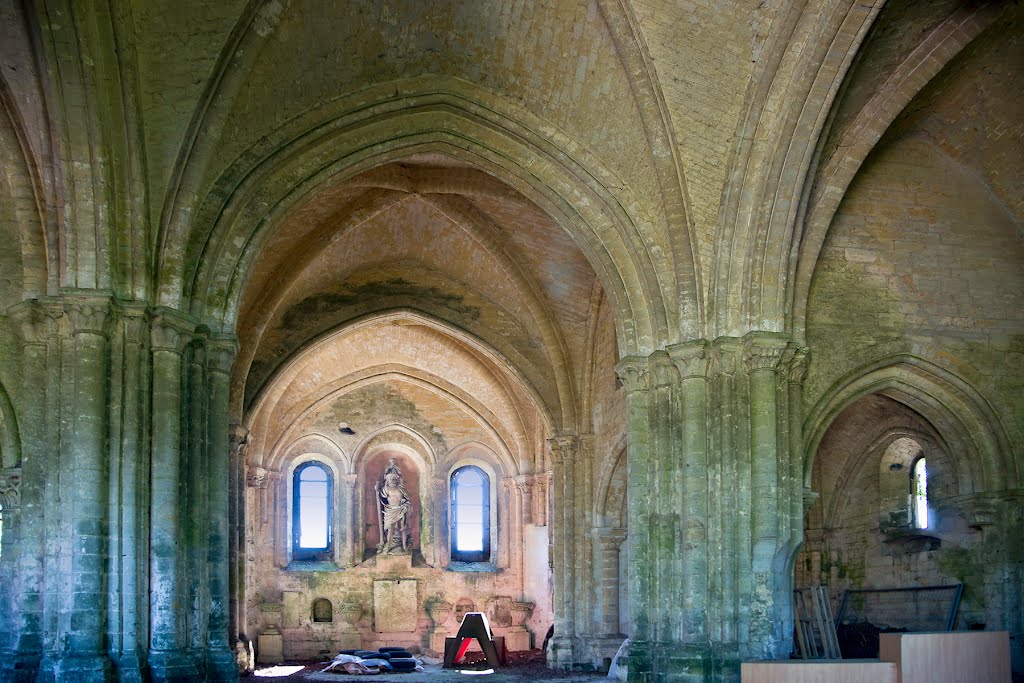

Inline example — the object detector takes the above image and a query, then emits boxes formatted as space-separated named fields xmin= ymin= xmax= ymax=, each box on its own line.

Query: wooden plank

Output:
xmin=814 ymin=587 xmax=841 ymax=658
xmin=741 ymin=660 xmax=898 ymax=683
xmin=879 ymin=631 xmax=1011 ymax=683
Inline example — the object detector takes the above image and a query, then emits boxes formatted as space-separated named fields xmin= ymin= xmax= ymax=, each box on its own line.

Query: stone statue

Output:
xmin=375 ymin=458 xmax=412 ymax=554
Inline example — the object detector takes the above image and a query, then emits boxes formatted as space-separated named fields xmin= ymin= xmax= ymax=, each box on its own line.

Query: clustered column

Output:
xmin=0 ymin=298 xmax=243 ymax=683
xmin=612 ymin=333 xmax=809 ymax=682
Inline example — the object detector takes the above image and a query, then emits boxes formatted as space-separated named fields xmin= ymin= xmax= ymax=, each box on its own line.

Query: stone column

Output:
xmin=110 ymin=306 xmax=150 ymax=680
xmin=341 ymin=474 xmax=358 ymax=567
xmin=4 ymin=302 xmax=51 ymax=679
xmin=228 ymin=424 xmax=249 ymax=645
xmin=547 ymin=434 xmax=578 ymax=667
xmin=206 ymin=337 xmax=239 ymax=680
xmin=647 ymin=352 xmax=680 ymax=648
xmin=432 ymin=476 xmax=447 ymax=568
xmin=512 ymin=476 xmax=530 ymax=598
xmin=504 ymin=478 xmax=524 ymax=592
xmin=669 ymin=341 xmax=711 ymax=651
xmin=515 ymin=475 xmax=534 ymax=526
xmin=59 ymin=298 xmax=113 ymax=681
xmin=0 ymin=467 xmax=24 ymax=661
xmin=148 ymin=311 xmax=198 ymax=681
xmin=613 ymin=356 xmax=654 ymax=676
xmin=593 ymin=528 xmax=627 ymax=636
xmin=743 ymin=334 xmax=789 ymax=659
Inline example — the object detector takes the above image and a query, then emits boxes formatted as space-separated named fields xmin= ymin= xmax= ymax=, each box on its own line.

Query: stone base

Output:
xmin=504 ymin=626 xmax=531 ymax=652
xmin=429 ymin=627 xmax=450 ymax=655
xmin=374 ymin=553 xmax=413 ymax=573
xmin=54 ymin=654 xmax=112 ymax=682
xmin=338 ymin=631 xmax=362 ymax=651
xmin=206 ymin=647 xmax=240 ymax=682
xmin=256 ymin=631 xmax=284 ymax=664
xmin=147 ymin=649 xmax=199 ymax=683
xmin=0 ymin=652 xmax=42 ymax=683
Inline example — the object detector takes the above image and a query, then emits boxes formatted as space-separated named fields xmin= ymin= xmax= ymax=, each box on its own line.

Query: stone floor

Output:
xmin=248 ymin=650 xmax=607 ymax=683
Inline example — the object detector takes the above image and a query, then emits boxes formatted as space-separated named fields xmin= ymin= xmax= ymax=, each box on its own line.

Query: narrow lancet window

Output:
xmin=293 ymin=462 xmax=333 ymax=560
xmin=450 ymin=466 xmax=490 ymax=562
xmin=912 ymin=457 xmax=928 ymax=529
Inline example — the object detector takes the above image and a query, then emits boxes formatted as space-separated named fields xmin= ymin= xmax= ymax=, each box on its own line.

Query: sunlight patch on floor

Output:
xmin=255 ymin=664 xmax=306 ymax=677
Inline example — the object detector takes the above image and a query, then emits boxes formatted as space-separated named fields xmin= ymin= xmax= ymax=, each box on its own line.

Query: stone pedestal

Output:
xmin=375 ymin=552 xmax=413 ymax=573
xmin=505 ymin=601 xmax=534 ymax=651
xmin=427 ymin=601 xmax=453 ymax=655
xmin=338 ymin=603 xmax=364 ymax=651
xmin=257 ymin=626 xmax=284 ymax=664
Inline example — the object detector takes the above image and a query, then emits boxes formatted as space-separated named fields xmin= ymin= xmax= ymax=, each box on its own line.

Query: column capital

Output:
xmin=593 ymin=526 xmax=627 ymax=548
xmin=513 ymin=474 xmax=533 ymax=493
xmin=547 ymin=434 xmax=578 ymax=465
xmin=64 ymin=295 xmax=113 ymax=338
xmin=149 ymin=308 xmax=196 ymax=354
xmin=229 ymin=424 xmax=250 ymax=454
xmin=246 ymin=465 xmax=270 ymax=489
xmin=614 ymin=356 xmax=650 ymax=393
xmin=116 ymin=303 xmax=150 ymax=345
xmin=649 ymin=350 xmax=679 ymax=387
xmin=341 ymin=473 xmax=359 ymax=487
xmin=0 ymin=466 xmax=21 ymax=510
xmin=709 ymin=337 xmax=743 ymax=376
xmin=206 ymin=334 xmax=239 ymax=375
xmin=8 ymin=300 xmax=52 ymax=345
xmin=668 ymin=340 xmax=710 ymax=379
xmin=742 ymin=333 xmax=789 ymax=373
xmin=785 ymin=347 xmax=810 ymax=383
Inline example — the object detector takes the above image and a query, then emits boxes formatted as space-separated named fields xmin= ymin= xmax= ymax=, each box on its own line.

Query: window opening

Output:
xmin=292 ymin=462 xmax=333 ymax=560
xmin=912 ymin=457 xmax=928 ymax=529
xmin=450 ymin=465 xmax=490 ymax=562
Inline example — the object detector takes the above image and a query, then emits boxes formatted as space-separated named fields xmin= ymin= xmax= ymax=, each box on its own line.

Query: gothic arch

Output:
xmin=823 ymin=426 xmax=947 ymax=531
xmin=790 ymin=4 xmax=1006 ymax=336
xmin=278 ymin=433 xmax=349 ymax=474
xmin=159 ymin=76 xmax=682 ymax=357
xmin=711 ymin=0 xmax=883 ymax=338
xmin=804 ymin=356 xmax=1019 ymax=494
xmin=595 ymin=436 xmax=627 ymax=527
xmin=352 ymin=425 xmax=437 ymax=478
xmin=0 ymin=77 xmax=48 ymax=303
xmin=0 ymin=380 xmax=21 ymax=469
xmin=254 ymin=369 xmax=523 ymax=479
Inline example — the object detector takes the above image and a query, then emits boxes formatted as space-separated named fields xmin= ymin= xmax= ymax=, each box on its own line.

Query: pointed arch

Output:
xmin=804 ymin=355 xmax=1020 ymax=494
xmin=790 ymin=4 xmax=1007 ymax=336
xmin=159 ymin=76 xmax=685 ymax=357
xmin=711 ymin=0 xmax=882 ymax=337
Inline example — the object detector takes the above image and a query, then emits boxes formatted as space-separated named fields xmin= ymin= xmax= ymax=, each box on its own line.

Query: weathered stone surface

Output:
xmin=373 ymin=580 xmax=418 ymax=633
xmin=0 ymin=3 xmax=1021 ymax=682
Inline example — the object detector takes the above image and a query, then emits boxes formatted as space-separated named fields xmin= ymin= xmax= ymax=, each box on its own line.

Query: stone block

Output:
xmin=374 ymin=579 xmax=417 ymax=632
xmin=257 ymin=627 xmax=284 ymax=664
xmin=283 ymin=591 xmax=302 ymax=628
xmin=375 ymin=553 xmax=413 ymax=573
xmin=504 ymin=626 xmax=531 ymax=651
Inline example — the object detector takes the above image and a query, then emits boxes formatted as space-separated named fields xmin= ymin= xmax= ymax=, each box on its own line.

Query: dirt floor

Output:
xmin=246 ymin=650 xmax=609 ymax=683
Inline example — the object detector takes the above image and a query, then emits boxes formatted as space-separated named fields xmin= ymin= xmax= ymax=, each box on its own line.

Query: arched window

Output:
xmin=292 ymin=462 xmax=333 ymax=561
xmin=450 ymin=465 xmax=490 ymax=563
xmin=911 ymin=457 xmax=928 ymax=529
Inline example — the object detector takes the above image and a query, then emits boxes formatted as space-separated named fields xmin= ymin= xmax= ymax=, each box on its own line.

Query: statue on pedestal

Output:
xmin=375 ymin=458 xmax=412 ymax=554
